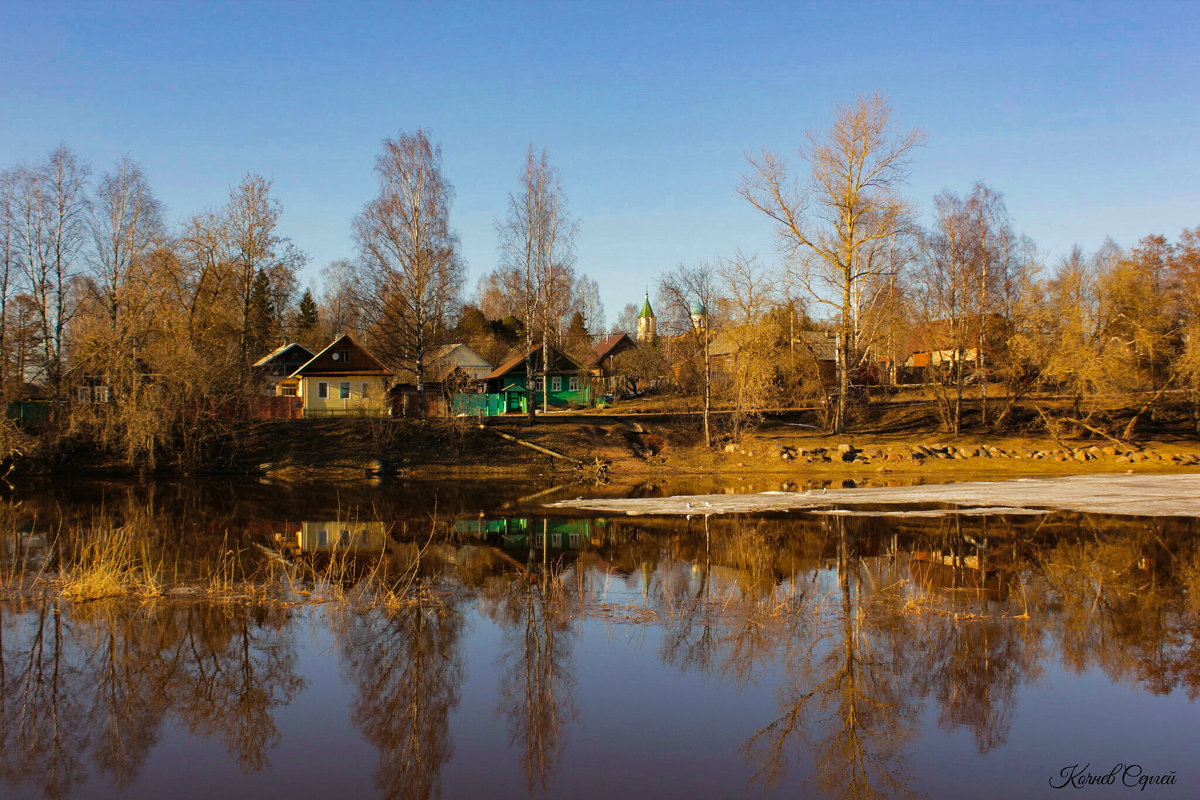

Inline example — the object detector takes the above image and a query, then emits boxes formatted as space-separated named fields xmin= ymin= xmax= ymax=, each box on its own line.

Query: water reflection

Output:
xmin=0 ymin=482 xmax=1197 ymax=798
xmin=0 ymin=599 xmax=302 ymax=799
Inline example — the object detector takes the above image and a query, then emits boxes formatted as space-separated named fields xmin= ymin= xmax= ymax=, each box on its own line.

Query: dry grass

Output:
xmin=59 ymin=522 xmax=163 ymax=602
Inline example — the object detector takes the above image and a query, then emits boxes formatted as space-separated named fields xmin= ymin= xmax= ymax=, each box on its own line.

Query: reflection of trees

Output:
xmin=1037 ymin=517 xmax=1200 ymax=698
xmin=914 ymin=614 xmax=1041 ymax=752
xmin=0 ymin=599 xmax=303 ymax=798
xmin=0 ymin=602 xmax=87 ymax=799
xmin=500 ymin=572 xmax=578 ymax=792
xmin=480 ymin=535 xmax=580 ymax=794
xmin=743 ymin=518 xmax=920 ymax=800
xmin=336 ymin=602 xmax=464 ymax=800
xmin=169 ymin=604 xmax=304 ymax=770
xmin=905 ymin=515 xmax=1044 ymax=753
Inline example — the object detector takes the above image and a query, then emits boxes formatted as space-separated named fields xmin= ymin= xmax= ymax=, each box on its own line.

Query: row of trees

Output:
xmin=0 ymin=131 xmax=612 ymax=460
xmin=0 ymin=146 xmax=310 ymax=462
xmin=643 ymin=93 xmax=1200 ymax=440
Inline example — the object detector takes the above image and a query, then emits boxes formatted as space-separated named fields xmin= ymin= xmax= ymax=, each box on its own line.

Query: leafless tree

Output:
xmin=318 ymin=258 xmax=363 ymax=341
xmin=9 ymin=146 xmax=91 ymax=396
xmin=0 ymin=171 xmax=19 ymax=396
xmin=659 ymin=262 xmax=722 ymax=447
xmin=354 ymin=129 xmax=465 ymax=417
xmin=741 ymin=93 xmax=924 ymax=432
xmin=497 ymin=146 xmax=578 ymax=420
xmin=85 ymin=157 xmax=165 ymax=388
xmin=226 ymin=174 xmax=305 ymax=384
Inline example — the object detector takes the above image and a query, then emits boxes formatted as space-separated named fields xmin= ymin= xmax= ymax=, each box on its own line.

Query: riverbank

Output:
xmin=19 ymin=400 xmax=1200 ymax=482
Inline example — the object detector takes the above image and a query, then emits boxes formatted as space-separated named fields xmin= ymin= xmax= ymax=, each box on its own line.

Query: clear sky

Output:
xmin=3 ymin=1 xmax=1197 ymax=328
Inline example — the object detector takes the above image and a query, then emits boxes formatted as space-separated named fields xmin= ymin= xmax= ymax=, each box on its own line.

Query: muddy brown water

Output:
xmin=0 ymin=476 xmax=1197 ymax=799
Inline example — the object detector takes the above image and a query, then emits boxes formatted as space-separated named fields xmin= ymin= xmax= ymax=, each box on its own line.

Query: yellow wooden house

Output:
xmin=275 ymin=334 xmax=392 ymax=417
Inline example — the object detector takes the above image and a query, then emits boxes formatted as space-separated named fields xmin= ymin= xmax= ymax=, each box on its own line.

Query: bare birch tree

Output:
xmin=354 ymin=129 xmax=464 ymax=417
xmin=497 ymin=146 xmax=577 ymax=421
xmin=10 ymin=146 xmax=91 ymax=396
xmin=86 ymin=157 xmax=165 ymax=390
xmin=740 ymin=93 xmax=924 ymax=432
xmin=0 ymin=171 xmax=18 ymax=396
xmin=226 ymin=174 xmax=305 ymax=386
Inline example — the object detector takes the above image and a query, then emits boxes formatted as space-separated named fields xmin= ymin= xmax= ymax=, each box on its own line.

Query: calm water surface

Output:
xmin=0 ymin=476 xmax=1197 ymax=799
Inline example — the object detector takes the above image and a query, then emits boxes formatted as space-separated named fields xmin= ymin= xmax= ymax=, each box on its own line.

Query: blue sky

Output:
xmin=3 ymin=1 xmax=1197 ymax=327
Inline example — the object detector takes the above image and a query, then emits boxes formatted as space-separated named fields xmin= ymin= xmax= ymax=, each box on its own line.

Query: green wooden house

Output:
xmin=452 ymin=344 xmax=591 ymax=416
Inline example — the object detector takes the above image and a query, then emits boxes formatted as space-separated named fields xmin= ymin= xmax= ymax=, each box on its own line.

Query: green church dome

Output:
xmin=638 ymin=294 xmax=655 ymax=319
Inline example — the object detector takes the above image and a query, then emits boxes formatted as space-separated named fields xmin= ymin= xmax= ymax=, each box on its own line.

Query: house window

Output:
xmin=551 ymin=377 xmax=562 ymax=392
xmin=362 ymin=382 xmax=370 ymax=399
xmin=568 ymin=377 xmax=579 ymax=392
xmin=340 ymin=381 xmax=351 ymax=399
xmin=533 ymin=377 xmax=544 ymax=391
xmin=569 ymin=533 xmax=580 ymax=547
xmin=318 ymin=382 xmax=328 ymax=399
xmin=76 ymin=386 xmax=92 ymax=404
xmin=339 ymin=529 xmax=350 ymax=547
xmin=94 ymin=386 xmax=110 ymax=403
xmin=280 ymin=386 xmax=297 ymax=397
xmin=317 ymin=529 xmax=328 ymax=547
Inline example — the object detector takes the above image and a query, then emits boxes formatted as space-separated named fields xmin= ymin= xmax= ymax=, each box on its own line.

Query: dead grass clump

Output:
xmin=60 ymin=523 xmax=162 ymax=602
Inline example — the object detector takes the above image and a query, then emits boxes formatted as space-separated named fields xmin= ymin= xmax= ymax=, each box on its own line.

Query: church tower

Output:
xmin=636 ymin=293 xmax=657 ymax=344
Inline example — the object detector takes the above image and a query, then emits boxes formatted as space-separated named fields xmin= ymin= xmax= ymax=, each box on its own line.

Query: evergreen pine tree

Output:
xmin=247 ymin=269 xmax=277 ymax=357
xmin=296 ymin=288 xmax=319 ymax=338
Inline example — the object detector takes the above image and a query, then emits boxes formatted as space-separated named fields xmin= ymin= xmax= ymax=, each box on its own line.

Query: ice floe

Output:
xmin=547 ymin=473 xmax=1200 ymax=518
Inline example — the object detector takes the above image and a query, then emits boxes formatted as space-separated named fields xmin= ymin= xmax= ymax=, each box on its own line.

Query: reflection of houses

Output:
xmin=275 ymin=334 xmax=392 ymax=417
xmin=453 ymin=344 xmax=590 ymax=416
xmin=453 ymin=516 xmax=596 ymax=551
xmin=279 ymin=520 xmax=390 ymax=553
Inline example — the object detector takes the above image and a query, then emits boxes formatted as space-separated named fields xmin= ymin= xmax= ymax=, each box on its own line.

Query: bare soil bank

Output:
xmin=32 ymin=400 xmax=1200 ymax=482
xmin=241 ymin=402 xmax=1200 ymax=482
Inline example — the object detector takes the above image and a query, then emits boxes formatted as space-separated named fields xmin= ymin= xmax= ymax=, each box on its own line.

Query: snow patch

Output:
xmin=546 ymin=474 xmax=1200 ymax=518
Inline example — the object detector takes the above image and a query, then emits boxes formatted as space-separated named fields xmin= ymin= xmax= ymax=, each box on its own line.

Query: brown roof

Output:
xmin=289 ymin=334 xmax=392 ymax=377
xmin=587 ymin=333 xmax=636 ymax=367
xmin=485 ymin=344 xmax=583 ymax=380
xmin=252 ymin=342 xmax=315 ymax=369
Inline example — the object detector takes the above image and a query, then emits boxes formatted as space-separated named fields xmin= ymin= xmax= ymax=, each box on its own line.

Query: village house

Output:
xmin=390 ymin=342 xmax=494 ymax=417
xmin=274 ymin=334 xmax=392 ymax=417
xmin=252 ymin=343 xmax=316 ymax=395
xmin=586 ymin=332 xmax=638 ymax=393
xmin=454 ymin=344 xmax=590 ymax=416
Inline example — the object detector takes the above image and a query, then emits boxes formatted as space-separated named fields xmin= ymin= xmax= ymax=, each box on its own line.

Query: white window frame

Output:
xmin=551 ymin=376 xmax=562 ymax=392
xmin=94 ymin=386 xmax=110 ymax=403
xmin=568 ymin=377 xmax=579 ymax=392
xmin=361 ymin=381 xmax=370 ymax=399
xmin=76 ymin=386 xmax=92 ymax=404
xmin=533 ymin=377 xmax=544 ymax=391
xmin=340 ymin=381 xmax=351 ymax=399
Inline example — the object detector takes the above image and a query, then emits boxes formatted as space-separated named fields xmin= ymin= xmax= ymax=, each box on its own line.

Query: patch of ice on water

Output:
xmin=546 ymin=474 xmax=1200 ymax=518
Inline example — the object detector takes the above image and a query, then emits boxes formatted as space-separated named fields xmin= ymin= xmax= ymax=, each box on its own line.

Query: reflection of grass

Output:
xmin=0 ymin=508 xmax=445 ymax=613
